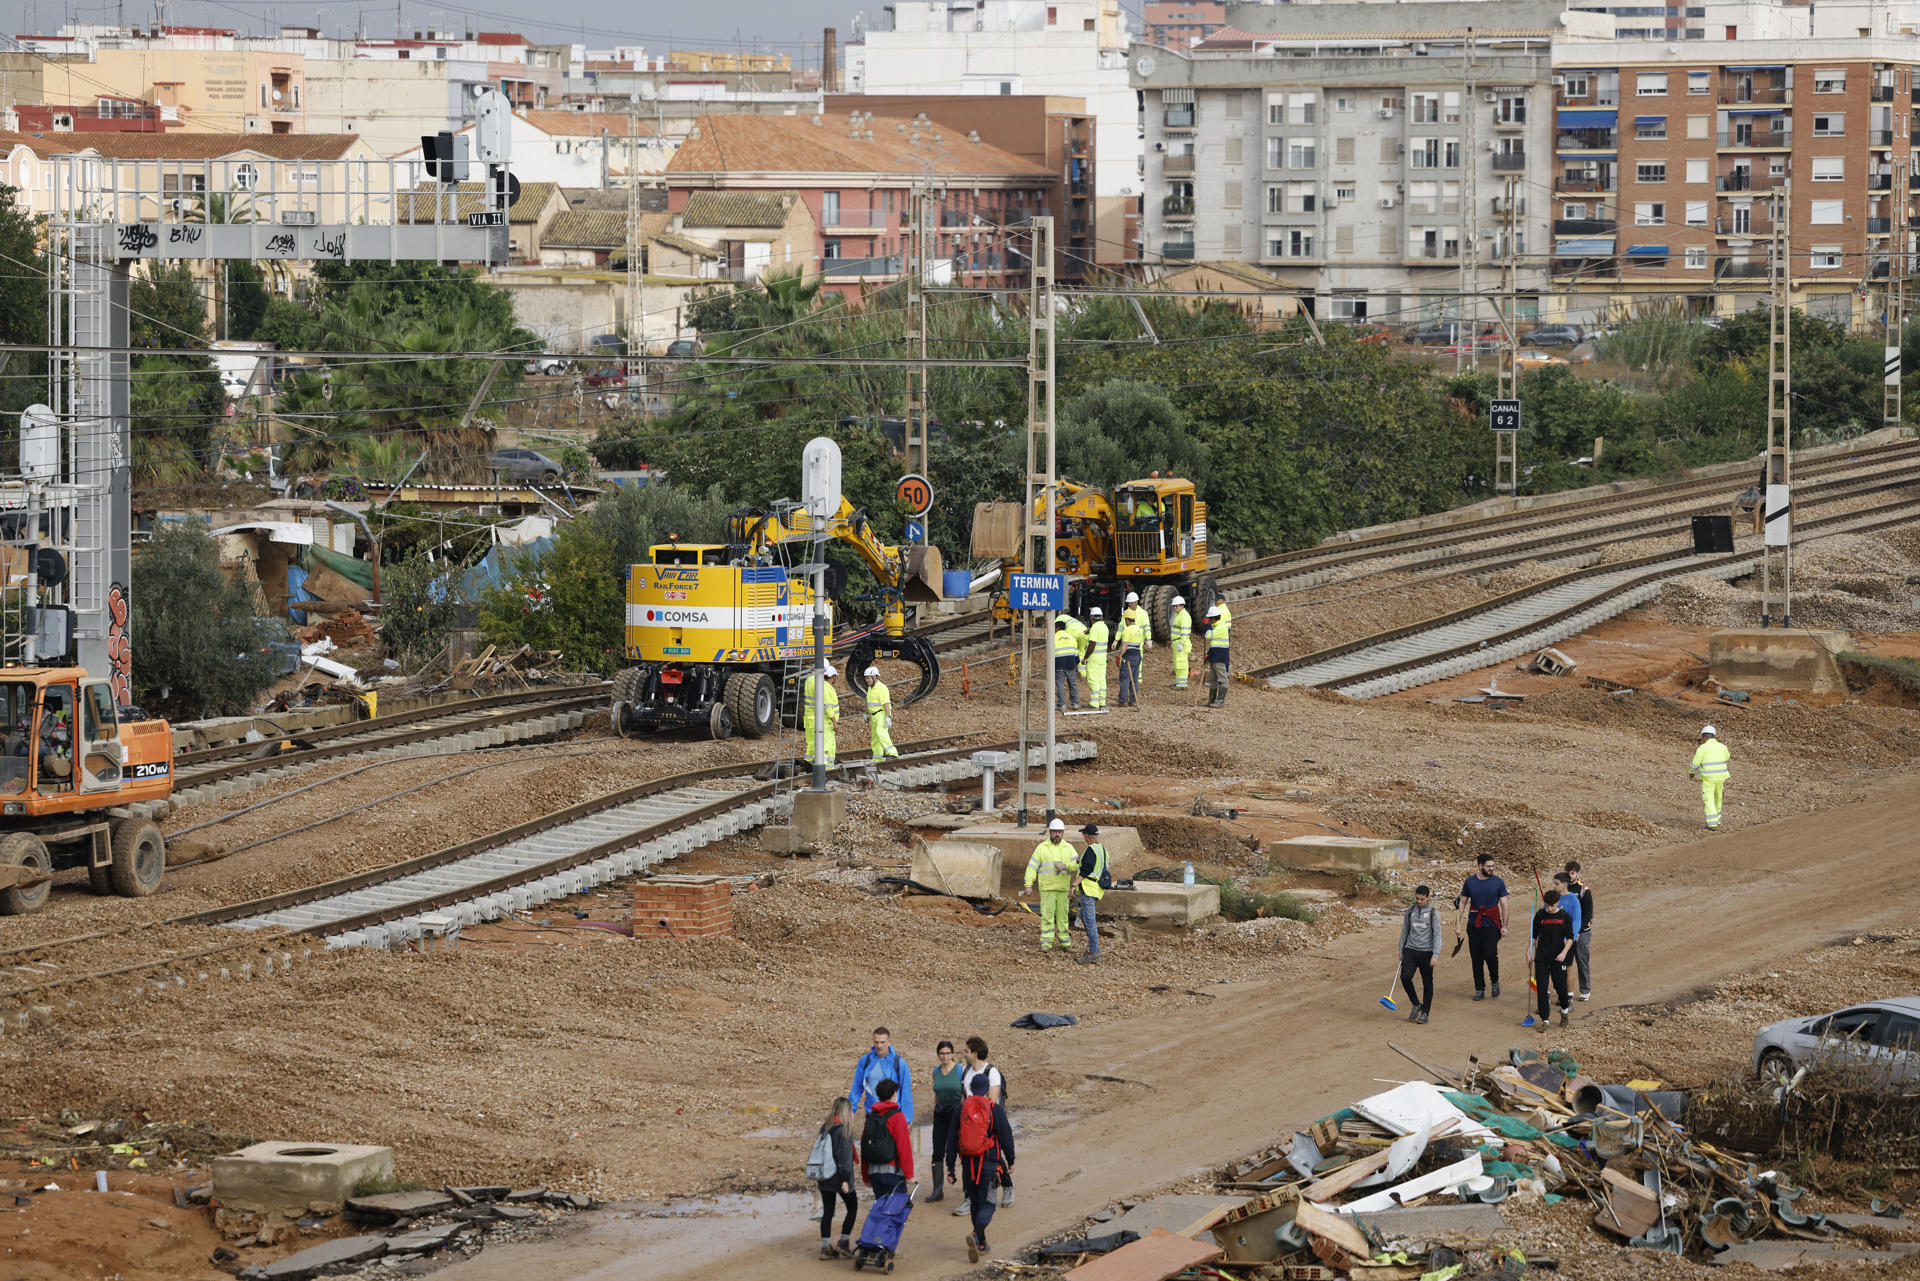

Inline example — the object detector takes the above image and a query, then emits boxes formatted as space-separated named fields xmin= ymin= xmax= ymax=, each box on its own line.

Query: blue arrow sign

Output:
xmin=1007 ymin=572 xmax=1066 ymax=611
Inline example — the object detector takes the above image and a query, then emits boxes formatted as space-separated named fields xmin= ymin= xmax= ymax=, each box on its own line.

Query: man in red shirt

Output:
xmin=859 ymin=1078 xmax=915 ymax=1201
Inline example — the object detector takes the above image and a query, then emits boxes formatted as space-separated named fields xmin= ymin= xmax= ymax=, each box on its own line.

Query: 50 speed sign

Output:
xmin=896 ymin=472 xmax=934 ymax=516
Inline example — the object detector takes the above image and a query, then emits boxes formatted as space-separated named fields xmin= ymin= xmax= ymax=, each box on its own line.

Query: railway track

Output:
xmin=167 ymin=686 xmax=608 ymax=807
xmin=1252 ymin=496 xmax=1920 ymax=699
xmin=0 ymin=736 xmax=1098 ymax=1013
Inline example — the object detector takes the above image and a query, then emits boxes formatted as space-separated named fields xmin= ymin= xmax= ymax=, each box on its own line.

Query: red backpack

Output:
xmin=957 ymin=1095 xmax=996 ymax=1157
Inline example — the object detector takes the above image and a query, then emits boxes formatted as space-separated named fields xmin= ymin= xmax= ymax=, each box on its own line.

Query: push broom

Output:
xmin=1378 ymin=960 xmax=1401 ymax=1012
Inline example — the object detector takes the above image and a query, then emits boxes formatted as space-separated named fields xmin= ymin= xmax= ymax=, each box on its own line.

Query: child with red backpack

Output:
xmin=957 ymin=1074 xmax=1016 ymax=1263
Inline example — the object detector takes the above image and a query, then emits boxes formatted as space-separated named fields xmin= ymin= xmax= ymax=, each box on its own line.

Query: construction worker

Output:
xmin=1689 ymin=724 xmax=1731 ymax=830
xmin=863 ymin=665 xmax=898 ymax=760
xmin=1020 ymin=818 xmax=1077 ymax=952
xmin=1201 ymin=601 xmax=1232 ymax=707
xmin=1169 ymin=594 xmax=1192 ymax=690
xmin=1084 ymin=607 xmax=1110 ymax=711
xmin=1115 ymin=598 xmax=1148 ymax=707
xmin=1073 ymin=823 xmax=1111 ymax=964
xmin=1052 ymin=616 xmax=1081 ymax=712
xmin=1120 ymin=590 xmax=1150 ymax=638
xmin=802 ymin=663 xmax=840 ymax=770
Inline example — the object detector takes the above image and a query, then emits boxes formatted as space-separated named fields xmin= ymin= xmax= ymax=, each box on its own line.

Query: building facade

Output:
xmin=1144 ymin=0 xmax=1229 ymax=50
xmin=1133 ymin=2 xmax=1567 ymax=326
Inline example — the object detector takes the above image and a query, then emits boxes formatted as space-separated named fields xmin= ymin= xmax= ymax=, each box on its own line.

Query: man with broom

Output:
xmin=1396 ymin=886 xmax=1444 ymax=1024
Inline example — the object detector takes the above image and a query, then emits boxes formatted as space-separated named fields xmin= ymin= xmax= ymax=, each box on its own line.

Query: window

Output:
xmin=1636 ymin=117 xmax=1666 ymax=140
xmin=1444 ymin=139 xmax=1461 ymax=168
xmin=1267 ymin=137 xmax=1286 ymax=168
xmin=1330 ymin=295 xmax=1367 ymax=319
xmin=1223 ymin=180 xmax=1243 ymax=209
xmin=1732 ymin=205 xmax=1752 ymax=234
xmin=823 ymin=238 xmax=842 ymax=260
xmin=1411 ymin=137 xmax=1439 ymax=168
xmin=822 ymin=191 xmax=840 ymax=225
xmin=1442 ymin=91 xmax=1460 ymax=124
xmin=1335 ymin=225 xmax=1355 ymax=253
xmin=1563 ymin=202 xmax=1587 ymax=219
xmin=1226 ymin=137 xmax=1244 ymax=165
xmin=1636 ymin=73 xmax=1668 ymax=96
xmin=1811 ymin=244 xmax=1844 ymax=268
xmin=1411 ymin=93 xmax=1439 ymax=124
xmin=1636 ymin=162 xmax=1667 ymax=183
xmin=1290 ymin=94 xmax=1317 ymax=126
xmin=1498 ymin=95 xmax=1526 ymax=124
xmin=1810 ymin=199 xmax=1845 ymax=224
xmin=1266 ymin=184 xmax=1285 ymax=213
xmin=1289 ymin=228 xmax=1315 ymax=257
xmin=1685 ymin=246 xmax=1707 ymax=268
xmin=1880 ymin=1014 xmax=1920 ymax=1052
xmin=1381 ymin=136 xmax=1401 ymax=163
xmin=1267 ymin=92 xmax=1286 ymax=126
xmin=1267 ymin=237 xmax=1287 ymax=258
xmin=1224 ymin=224 xmax=1242 ymax=253
xmin=1687 ymin=114 xmax=1709 ymax=140
xmin=1409 ymin=181 xmax=1438 ymax=214
xmin=1814 ymin=69 xmax=1846 ymax=94
xmin=1047 ymin=5 xmax=1057 ymax=23
xmin=1686 ymin=158 xmax=1708 ymax=184
xmin=1812 ymin=157 xmax=1844 ymax=182
xmin=1285 ymin=181 xmax=1315 ymax=213
xmin=1635 ymin=202 xmax=1665 ymax=226
xmin=1813 ymin=113 xmax=1845 ymax=137
xmin=1687 ymin=71 xmax=1709 ymax=95
xmin=1564 ymin=74 xmax=1590 ymax=99
xmin=1685 ymin=200 xmax=1708 ymax=226
xmin=1335 ymin=96 xmax=1353 ymax=113
xmin=1335 ymin=136 xmax=1355 ymax=164
xmin=1334 ymin=183 xmax=1356 ymax=202
xmin=1289 ymin=141 xmax=1316 ymax=168
xmin=1225 ymin=95 xmax=1243 ymax=120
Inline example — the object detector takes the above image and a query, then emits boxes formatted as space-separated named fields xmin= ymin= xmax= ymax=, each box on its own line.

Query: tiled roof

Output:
xmin=397 ymin=180 xmax=560 ymax=224
xmin=475 ymin=31 xmax=527 ymax=45
xmin=1160 ymin=260 xmax=1294 ymax=290
xmin=667 ymin=113 xmax=1051 ymax=180
xmin=650 ymin=228 xmax=721 ymax=259
xmin=542 ymin=209 xmax=628 ymax=249
xmin=680 ymin=190 xmax=795 ymax=229
xmin=0 ymin=131 xmax=364 ymax=160
xmin=523 ymin=110 xmax=657 ymax=138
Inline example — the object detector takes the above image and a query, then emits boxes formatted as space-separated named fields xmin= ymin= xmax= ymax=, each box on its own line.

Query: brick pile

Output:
xmin=632 ymin=875 xmax=733 ymax=940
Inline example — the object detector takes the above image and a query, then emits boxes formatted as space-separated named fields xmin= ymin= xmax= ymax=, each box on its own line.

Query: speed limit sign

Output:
xmin=896 ymin=472 xmax=934 ymax=516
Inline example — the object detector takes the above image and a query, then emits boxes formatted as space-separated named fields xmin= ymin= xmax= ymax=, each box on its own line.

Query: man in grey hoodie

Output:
xmin=1398 ymin=885 xmax=1444 ymax=1024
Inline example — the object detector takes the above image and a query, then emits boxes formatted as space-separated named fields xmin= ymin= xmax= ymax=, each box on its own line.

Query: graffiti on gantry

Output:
xmin=105 ymin=582 xmax=131 ymax=705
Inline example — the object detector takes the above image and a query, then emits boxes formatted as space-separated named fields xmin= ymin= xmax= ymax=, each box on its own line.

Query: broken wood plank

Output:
xmin=1293 ymin=1200 xmax=1374 ymax=1261
xmin=1300 ymin=1149 xmax=1392 ymax=1201
xmin=1064 ymin=1227 xmax=1222 ymax=1281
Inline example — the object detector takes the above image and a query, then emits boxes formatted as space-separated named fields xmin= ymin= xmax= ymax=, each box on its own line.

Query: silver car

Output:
xmin=489 ymin=447 xmax=561 ymax=483
xmin=1750 ymin=997 xmax=1920 ymax=1083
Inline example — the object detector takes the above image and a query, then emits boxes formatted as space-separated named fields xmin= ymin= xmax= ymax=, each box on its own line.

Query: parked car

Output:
xmin=589 ymin=333 xmax=625 ymax=358
xmin=584 ymin=364 xmax=627 ymax=390
xmin=1521 ymin=324 xmax=1583 ymax=347
xmin=524 ymin=356 xmax=571 ymax=376
xmin=1514 ymin=348 xmax=1568 ymax=371
xmin=489 ymin=447 xmax=562 ymax=483
xmin=1408 ymin=321 xmax=1464 ymax=346
xmin=1751 ymin=998 xmax=1920 ymax=1083
xmin=665 ymin=338 xmax=702 ymax=359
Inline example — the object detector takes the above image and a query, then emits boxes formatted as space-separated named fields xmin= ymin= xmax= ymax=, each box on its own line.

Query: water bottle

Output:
xmin=1183 ymin=861 xmax=1195 ymax=887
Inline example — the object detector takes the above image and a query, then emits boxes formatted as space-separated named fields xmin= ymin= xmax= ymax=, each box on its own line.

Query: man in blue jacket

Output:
xmin=849 ymin=1026 xmax=915 ymax=1124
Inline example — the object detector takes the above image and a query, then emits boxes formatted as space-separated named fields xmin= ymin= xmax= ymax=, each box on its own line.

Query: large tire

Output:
xmin=1191 ymin=576 xmax=1219 ymax=623
xmin=0 ymin=831 xmax=52 ymax=915
xmin=725 ymin=673 xmax=777 ymax=739
xmin=109 ymin=819 xmax=165 ymax=897
xmin=1144 ymin=584 xmax=1173 ymax=644
xmin=707 ymin=701 xmax=734 ymax=741
xmin=610 ymin=667 xmax=644 ymax=708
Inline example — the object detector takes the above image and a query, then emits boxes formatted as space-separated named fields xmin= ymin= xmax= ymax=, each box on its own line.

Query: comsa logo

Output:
xmin=645 ymin=609 xmax=710 ymax=624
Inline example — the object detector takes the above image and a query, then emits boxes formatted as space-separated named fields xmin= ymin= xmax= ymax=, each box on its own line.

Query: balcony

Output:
xmin=1717 ymin=129 xmax=1791 ymax=149
xmin=1492 ymin=152 xmax=1527 ymax=171
xmin=1494 ymin=114 xmax=1526 ymax=130
xmin=1551 ymin=258 xmax=1620 ymax=280
xmin=1720 ymin=85 xmax=1790 ymax=106
xmin=1162 ymin=195 xmax=1195 ymax=219
xmin=1717 ymin=171 xmax=1784 ymax=192
xmin=1556 ymin=129 xmax=1619 ymax=152
xmin=822 ymin=255 xmax=902 ymax=279
xmin=1869 ymin=217 xmax=1893 ymax=233
xmin=1715 ymin=258 xmax=1769 ymax=278
xmin=940 ymin=209 xmax=974 ymax=228
xmin=1714 ymin=215 xmax=1770 ymax=235
xmin=823 ymin=209 xmax=895 ymax=230
xmin=1874 ymin=85 xmax=1896 ymax=102
xmin=1872 ymin=130 xmax=1895 ymax=146
xmin=1163 ymin=154 xmax=1194 ymax=175
xmin=1554 ymin=217 xmax=1617 ymax=234
xmin=1557 ymin=174 xmax=1618 ymax=194
xmin=1871 ymin=173 xmax=1895 ymax=190
xmin=1160 ymin=241 xmax=1195 ymax=260
xmin=1162 ymin=108 xmax=1195 ymax=131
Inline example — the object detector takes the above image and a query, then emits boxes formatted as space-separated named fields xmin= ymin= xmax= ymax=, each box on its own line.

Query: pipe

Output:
xmin=968 ymin=565 xmax=1003 ymax=594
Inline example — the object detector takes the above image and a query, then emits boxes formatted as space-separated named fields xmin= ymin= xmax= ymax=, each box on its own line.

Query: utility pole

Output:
xmin=1458 ymin=27 xmax=1478 ymax=375
xmin=1493 ymin=172 xmax=1520 ymax=494
xmin=1015 ymin=216 xmax=1057 ymax=827
xmin=904 ymin=182 xmax=932 ymax=505
xmin=625 ymin=102 xmax=642 ymax=408
xmin=1886 ymin=129 xmax=1909 ymax=431
xmin=1761 ymin=181 xmax=1793 ymax=626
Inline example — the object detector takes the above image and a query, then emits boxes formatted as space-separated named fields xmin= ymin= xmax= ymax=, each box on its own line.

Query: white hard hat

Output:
xmin=1048 ymin=818 xmax=1066 ymax=831
xmin=1090 ymin=606 xmax=1103 ymax=617
xmin=1206 ymin=604 xmax=1221 ymax=616
xmin=823 ymin=663 xmax=838 ymax=678
xmin=1126 ymin=592 xmax=1140 ymax=603
xmin=1700 ymin=724 xmax=1716 ymax=737
xmin=864 ymin=665 xmax=880 ymax=678
xmin=1172 ymin=595 xmax=1185 ymax=605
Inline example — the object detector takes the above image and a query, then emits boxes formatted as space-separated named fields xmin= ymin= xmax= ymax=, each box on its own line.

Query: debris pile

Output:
xmin=1027 ymin=1042 xmax=1915 ymax=1279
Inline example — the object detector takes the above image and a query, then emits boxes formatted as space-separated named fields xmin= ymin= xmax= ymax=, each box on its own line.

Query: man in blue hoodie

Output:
xmin=849 ymin=1027 xmax=915 ymax=1125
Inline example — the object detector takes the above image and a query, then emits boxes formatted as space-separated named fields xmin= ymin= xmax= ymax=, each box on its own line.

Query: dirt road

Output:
xmin=431 ymin=768 xmax=1919 ymax=1281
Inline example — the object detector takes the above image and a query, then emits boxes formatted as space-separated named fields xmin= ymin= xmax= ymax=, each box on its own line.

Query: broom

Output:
xmin=1378 ymin=959 xmax=1402 ymax=1012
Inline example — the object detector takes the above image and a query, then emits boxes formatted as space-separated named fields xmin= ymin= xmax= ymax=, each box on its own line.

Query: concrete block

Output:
xmin=909 ymin=839 xmax=1004 ymax=899
xmin=257 ymin=1234 xmax=390 ymax=1279
xmin=1275 ymin=834 xmax=1411 ymax=875
xmin=1709 ymin=628 xmax=1852 ymax=696
xmin=791 ymin=789 xmax=846 ymax=845
xmin=1099 ymin=881 xmax=1219 ymax=924
xmin=212 ymin=1141 xmax=394 ymax=1216
xmin=952 ymin=823 xmax=1144 ymax=894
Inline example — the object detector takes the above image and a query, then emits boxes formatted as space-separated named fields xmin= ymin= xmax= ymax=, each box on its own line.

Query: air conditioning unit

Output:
xmin=1486 ymin=140 xmax=1498 ymax=152
xmin=1325 ymin=197 xmax=1339 ymax=208
xmin=1483 ymin=91 xmax=1498 ymax=103
xmin=1378 ymin=107 xmax=1394 ymax=118
xmin=1552 ymin=75 xmax=1566 ymax=86
xmin=1379 ymin=196 xmax=1398 ymax=208
xmin=1396 ymin=142 xmax=1406 ymax=152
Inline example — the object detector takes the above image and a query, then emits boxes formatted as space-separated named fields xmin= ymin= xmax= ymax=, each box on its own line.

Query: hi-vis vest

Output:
xmin=1118 ymin=618 xmax=1147 ymax=649
xmin=865 ymin=680 xmax=891 ymax=717
xmin=1170 ymin=607 xmax=1192 ymax=650
xmin=1692 ymin=739 xmax=1730 ymax=779
xmin=1079 ymin=842 xmax=1110 ymax=899
xmin=1025 ymin=839 xmax=1076 ymax=892
xmin=1207 ymin=607 xmax=1232 ymax=650
xmin=803 ymin=677 xmax=838 ymax=726
xmin=1053 ymin=626 xmax=1080 ymax=659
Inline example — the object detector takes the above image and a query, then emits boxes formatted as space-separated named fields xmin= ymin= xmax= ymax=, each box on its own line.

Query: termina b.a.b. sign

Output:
xmin=1007 ymin=572 xmax=1066 ymax=611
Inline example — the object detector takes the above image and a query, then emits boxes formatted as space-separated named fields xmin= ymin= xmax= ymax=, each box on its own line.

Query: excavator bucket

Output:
xmin=900 ymin=546 xmax=945 ymax=604
xmin=848 ymin=635 xmax=941 ymax=706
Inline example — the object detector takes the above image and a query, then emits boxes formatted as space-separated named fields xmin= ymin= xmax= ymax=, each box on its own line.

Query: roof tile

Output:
xmin=0 ymin=131 xmax=364 ymax=160
xmin=680 ymin=190 xmax=796 ymax=228
xmin=542 ymin=209 xmax=628 ymax=249
xmin=666 ymin=113 xmax=1050 ymax=180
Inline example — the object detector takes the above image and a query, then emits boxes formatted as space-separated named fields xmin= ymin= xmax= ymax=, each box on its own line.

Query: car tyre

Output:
xmin=1756 ymin=1048 xmax=1794 ymax=1082
xmin=109 ymin=819 xmax=165 ymax=897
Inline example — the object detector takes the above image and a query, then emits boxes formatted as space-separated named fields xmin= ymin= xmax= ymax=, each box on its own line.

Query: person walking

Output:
xmin=957 ymin=1075 xmax=1016 ymax=1263
xmin=849 ymin=1027 xmax=915 ymax=1125
xmin=1022 ymin=818 xmax=1077 ymax=952
xmin=1200 ymin=602 xmax=1232 ymax=707
xmin=1397 ymin=885 xmax=1443 ymax=1024
xmin=1689 ymin=725 xmax=1731 ymax=830
xmin=858 ymin=1078 xmax=914 ymax=1202
xmin=926 ymin=1041 xmax=965 ymax=1203
xmin=802 ymin=663 xmax=840 ymax=772
xmin=1523 ymin=888 xmax=1576 ymax=1030
xmin=813 ymin=1098 xmax=858 ymax=1258
xmin=1168 ymin=594 xmax=1192 ymax=690
xmin=1114 ymin=605 xmax=1148 ymax=707
xmin=863 ymin=666 xmax=899 ymax=761
xmin=1052 ymin=616 xmax=1081 ymax=712
xmin=959 ymin=1037 xmax=1014 ymax=1209
xmin=1084 ymin=607 xmax=1111 ymax=711
xmin=1456 ymin=854 xmax=1509 ymax=1001
xmin=1564 ymin=860 xmax=1594 ymax=1001
xmin=1073 ymin=823 xmax=1111 ymax=964
xmin=1550 ymin=871 xmax=1583 ymax=939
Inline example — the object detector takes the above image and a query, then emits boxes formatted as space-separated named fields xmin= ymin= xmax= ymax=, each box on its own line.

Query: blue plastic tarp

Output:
xmin=455 ymin=537 xmax=553 ymax=604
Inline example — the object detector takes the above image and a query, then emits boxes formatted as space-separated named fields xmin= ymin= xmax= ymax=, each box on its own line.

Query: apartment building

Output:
xmin=1133 ymin=1 xmax=1573 ymax=325
xmin=1548 ymin=32 xmax=1920 ymax=326
xmin=1144 ymin=0 xmax=1229 ymax=49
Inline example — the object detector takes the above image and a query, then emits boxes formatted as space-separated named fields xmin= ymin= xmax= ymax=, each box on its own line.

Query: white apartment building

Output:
xmin=851 ymin=0 xmax=1138 ymax=266
xmin=1133 ymin=1 xmax=1583 ymax=325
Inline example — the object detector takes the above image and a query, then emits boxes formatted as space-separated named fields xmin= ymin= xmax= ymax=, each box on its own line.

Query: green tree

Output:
xmin=128 ymin=261 xmax=225 ymax=474
xmin=1057 ymin=379 xmax=1208 ymax=489
xmin=379 ymin=553 xmax=459 ymax=663
xmin=477 ymin=523 xmax=624 ymax=672
xmin=223 ymin=259 xmax=272 ymax=342
xmin=131 ymin=522 xmax=280 ymax=717
xmin=0 ymin=185 xmax=47 ymax=440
